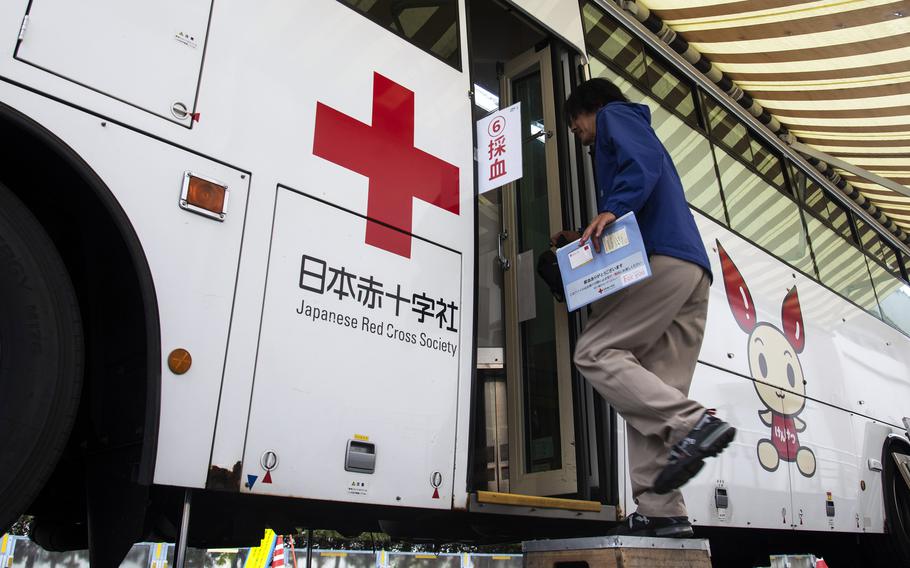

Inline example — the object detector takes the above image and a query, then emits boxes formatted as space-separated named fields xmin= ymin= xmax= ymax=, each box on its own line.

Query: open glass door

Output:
xmin=469 ymin=1 xmax=614 ymax=518
xmin=499 ymin=45 xmax=577 ymax=497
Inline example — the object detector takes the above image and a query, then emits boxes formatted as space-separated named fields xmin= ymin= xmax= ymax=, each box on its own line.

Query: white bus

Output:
xmin=1 ymin=0 xmax=908 ymax=566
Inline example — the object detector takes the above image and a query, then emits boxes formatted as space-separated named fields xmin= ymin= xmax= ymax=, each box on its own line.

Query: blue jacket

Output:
xmin=593 ymin=102 xmax=712 ymax=281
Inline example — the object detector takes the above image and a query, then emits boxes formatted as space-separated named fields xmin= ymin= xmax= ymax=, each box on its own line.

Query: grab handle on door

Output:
xmin=498 ymin=231 xmax=511 ymax=270
xmin=523 ymin=129 xmax=553 ymax=144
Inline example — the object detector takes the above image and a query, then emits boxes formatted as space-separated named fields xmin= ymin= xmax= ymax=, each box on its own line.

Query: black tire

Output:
xmin=0 ymin=181 xmax=83 ymax=532
xmin=883 ymin=438 xmax=910 ymax=566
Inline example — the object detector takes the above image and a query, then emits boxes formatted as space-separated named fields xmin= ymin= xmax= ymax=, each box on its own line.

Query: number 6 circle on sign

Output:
xmin=488 ymin=115 xmax=506 ymax=137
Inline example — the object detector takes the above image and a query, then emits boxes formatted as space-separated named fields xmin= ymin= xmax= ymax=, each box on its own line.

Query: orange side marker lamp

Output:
xmin=179 ymin=171 xmax=228 ymax=221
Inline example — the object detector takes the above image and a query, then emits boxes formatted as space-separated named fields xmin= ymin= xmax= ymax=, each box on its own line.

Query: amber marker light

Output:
xmin=179 ymin=171 xmax=229 ymax=221
xmin=168 ymin=348 xmax=192 ymax=375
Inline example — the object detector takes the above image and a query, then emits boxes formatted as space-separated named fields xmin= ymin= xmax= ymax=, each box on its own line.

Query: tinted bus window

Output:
xmin=705 ymin=98 xmax=785 ymax=190
xmin=715 ymin=147 xmax=816 ymax=277
xmin=338 ymin=0 xmax=460 ymax=69
xmin=583 ymin=3 xmax=698 ymax=129
xmin=589 ymin=58 xmax=727 ymax=225
xmin=750 ymin=140 xmax=785 ymax=189
xmin=644 ymin=56 xmax=698 ymax=127
xmin=854 ymin=217 xmax=910 ymax=334
xmin=583 ymin=3 xmax=647 ymax=83
xmin=705 ymin=99 xmax=751 ymax=166
xmin=856 ymin=217 xmax=903 ymax=279
xmin=865 ymin=256 xmax=910 ymax=335
xmin=802 ymin=180 xmax=853 ymax=241
xmin=806 ymin=216 xmax=880 ymax=316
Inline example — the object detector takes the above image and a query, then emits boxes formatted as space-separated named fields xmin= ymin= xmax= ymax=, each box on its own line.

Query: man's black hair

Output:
xmin=564 ymin=78 xmax=628 ymax=120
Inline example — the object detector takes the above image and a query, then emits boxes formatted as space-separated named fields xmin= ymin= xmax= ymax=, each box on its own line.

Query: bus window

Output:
xmin=582 ymin=3 xmax=648 ymax=84
xmin=714 ymin=147 xmax=816 ymax=277
xmin=337 ymin=0 xmax=460 ymax=69
xmin=705 ymin=98 xmax=752 ymax=168
xmin=792 ymin=168 xmax=884 ymax=316
xmin=856 ymin=218 xmax=910 ymax=335
xmin=643 ymin=56 xmax=698 ymax=128
xmin=583 ymin=0 xmax=700 ymax=131
xmin=855 ymin=218 xmax=902 ymax=278
xmin=586 ymin=59 xmax=727 ymax=228
xmin=863 ymin=252 xmax=910 ymax=335
xmin=704 ymin=98 xmax=786 ymax=191
xmin=802 ymin=180 xmax=853 ymax=241
xmin=750 ymin=140 xmax=786 ymax=189
xmin=806 ymin=206 xmax=881 ymax=317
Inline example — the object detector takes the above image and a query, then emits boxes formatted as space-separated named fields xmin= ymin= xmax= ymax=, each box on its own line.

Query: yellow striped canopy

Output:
xmin=639 ymin=0 xmax=910 ymax=233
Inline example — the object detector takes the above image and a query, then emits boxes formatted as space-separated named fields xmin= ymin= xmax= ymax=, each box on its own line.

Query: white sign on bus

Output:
xmin=476 ymin=102 xmax=522 ymax=194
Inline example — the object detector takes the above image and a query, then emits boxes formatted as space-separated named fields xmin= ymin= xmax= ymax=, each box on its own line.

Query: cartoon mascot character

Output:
xmin=718 ymin=241 xmax=816 ymax=478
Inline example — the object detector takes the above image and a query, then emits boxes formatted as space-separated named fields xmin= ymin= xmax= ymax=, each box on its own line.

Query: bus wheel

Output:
xmin=883 ymin=437 xmax=910 ymax=564
xmin=0 ymin=181 xmax=83 ymax=532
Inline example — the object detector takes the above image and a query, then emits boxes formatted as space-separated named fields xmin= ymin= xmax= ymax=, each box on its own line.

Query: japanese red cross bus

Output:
xmin=2 ymin=0 xmax=910 ymax=566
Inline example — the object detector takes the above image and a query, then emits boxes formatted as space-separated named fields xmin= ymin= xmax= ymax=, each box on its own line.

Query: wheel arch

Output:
xmin=0 ymin=100 xmax=161 ymax=485
xmin=881 ymin=433 xmax=910 ymax=560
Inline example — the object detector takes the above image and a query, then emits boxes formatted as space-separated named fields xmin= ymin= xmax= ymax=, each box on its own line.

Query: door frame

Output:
xmin=500 ymin=44 xmax=577 ymax=497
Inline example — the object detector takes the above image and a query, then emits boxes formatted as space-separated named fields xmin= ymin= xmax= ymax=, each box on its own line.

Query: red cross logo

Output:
xmin=313 ymin=72 xmax=460 ymax=258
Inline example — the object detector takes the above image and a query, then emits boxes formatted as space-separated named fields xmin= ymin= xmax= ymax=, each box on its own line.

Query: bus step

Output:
xmin=469 ymin=491 xmax=616 ymax=521
xmin=523 ymin=535 xmax=712 ymax=568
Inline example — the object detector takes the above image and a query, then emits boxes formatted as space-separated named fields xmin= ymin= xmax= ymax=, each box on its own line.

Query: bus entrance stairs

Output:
xmin=523 ymin=535 xmax=712 ymax=567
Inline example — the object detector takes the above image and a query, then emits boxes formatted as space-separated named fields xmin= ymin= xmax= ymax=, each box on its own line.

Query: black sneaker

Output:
xmin=653 ymin=412 xmax=736 ymax=495
xmin=608 ymin=512 xmax=694 ymax=538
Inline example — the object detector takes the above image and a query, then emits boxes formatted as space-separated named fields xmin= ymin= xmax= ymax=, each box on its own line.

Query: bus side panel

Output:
xmin=683 ymin=364 xmax=793 ymax=530
xmin=199 ymin=1 xmax=476 ymax=509
xmin=0 ymin=83 xmax=249 ymax=488
xmin=683 ymin=214 xmax=910 ymax=533
xmin=13 ymin=0 xmax=211 ymax=127
xmin=855 ymin=419 xmax=891 ymax=533
xmin=698 ymin=221 xmax=848 ymax=415
xmin=836 ymin=318 xmax=910 ymax=428
xmin=696 ymin=218 xmax=910 ymax=431
xmin=787 ymin=399 xmax=861 ymax=533
xmin=239 ymin=187 xmax=462 ymax=509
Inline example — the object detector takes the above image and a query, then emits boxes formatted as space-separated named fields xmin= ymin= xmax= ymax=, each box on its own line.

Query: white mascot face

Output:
xmin=748 ymin=323 xmax=806 ymax=416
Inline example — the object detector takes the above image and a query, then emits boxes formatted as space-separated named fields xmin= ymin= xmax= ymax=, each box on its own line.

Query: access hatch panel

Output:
xmin=241 ymin=187 xmax=463 ymax=509
xmin=15 ymin=0 xmax=212 ymax=125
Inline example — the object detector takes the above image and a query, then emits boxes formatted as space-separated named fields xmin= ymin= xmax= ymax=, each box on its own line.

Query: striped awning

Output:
xmin=637 ymin=0 xmax=910 ymax=235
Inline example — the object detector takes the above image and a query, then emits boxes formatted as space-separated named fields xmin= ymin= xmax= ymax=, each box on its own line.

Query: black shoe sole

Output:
xmin=652 ymin=424 xmax=737 ymax=495
xmin=608 ymin=524 xmax=695 ymax=538
xmin=654 ymin=524 xmax=695 ymax=538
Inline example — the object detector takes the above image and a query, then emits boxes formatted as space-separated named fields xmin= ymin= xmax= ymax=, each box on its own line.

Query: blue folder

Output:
xmin=555 ymin=212 xmax=652 ymax=312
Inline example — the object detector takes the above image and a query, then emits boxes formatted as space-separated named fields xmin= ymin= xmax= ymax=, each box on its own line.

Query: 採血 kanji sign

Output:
xmin=476 ymin=103 xmax=522 ymax=194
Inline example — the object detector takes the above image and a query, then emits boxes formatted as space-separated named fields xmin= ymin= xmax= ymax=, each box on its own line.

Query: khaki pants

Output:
xmin=574 ymin=255 xmax=710 ymax=517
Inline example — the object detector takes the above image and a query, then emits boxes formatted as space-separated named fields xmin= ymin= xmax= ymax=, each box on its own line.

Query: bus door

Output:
xmin=472 ymin=0 xmax=601 ymax=512
xmin=498 ymin=45 xmax=577 ymax=497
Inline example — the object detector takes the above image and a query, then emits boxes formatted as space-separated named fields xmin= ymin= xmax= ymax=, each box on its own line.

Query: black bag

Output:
xmin=537 ymin=232 xmax=571 ymax=303
xmin=537 ymin=250 xmax=564 ymax=303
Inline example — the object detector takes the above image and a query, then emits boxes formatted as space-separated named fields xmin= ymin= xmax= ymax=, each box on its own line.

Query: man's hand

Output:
xmin=580 ymin=212 xmax=617 ymax=252
xmin=550 ymin=230 xmax=581 ymax=248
